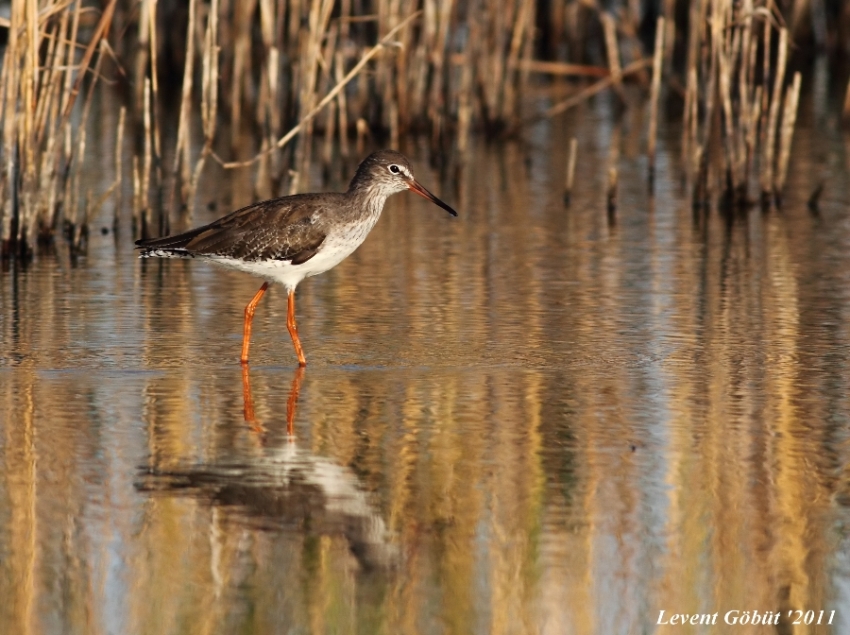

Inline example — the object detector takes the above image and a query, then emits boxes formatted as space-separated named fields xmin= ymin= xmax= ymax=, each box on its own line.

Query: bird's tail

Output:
xmin=135 ymin=226 xmax=208 ymax=258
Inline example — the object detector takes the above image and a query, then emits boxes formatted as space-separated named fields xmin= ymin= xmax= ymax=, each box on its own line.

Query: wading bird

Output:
xmin=136 ymin=150 xmax=457 ymax=366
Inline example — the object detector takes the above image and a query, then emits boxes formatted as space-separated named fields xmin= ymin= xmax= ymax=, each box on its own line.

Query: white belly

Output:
xmin=205 ymin=221 xmax=375 ymax=292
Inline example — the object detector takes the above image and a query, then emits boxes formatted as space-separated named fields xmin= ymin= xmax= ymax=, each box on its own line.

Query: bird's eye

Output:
xmin=388 ymin=164 xmax=401 ymax=175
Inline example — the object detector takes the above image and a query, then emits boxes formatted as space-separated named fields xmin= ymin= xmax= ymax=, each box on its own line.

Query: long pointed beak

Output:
xmin=407 ymin=179 xmax=458 ymax=217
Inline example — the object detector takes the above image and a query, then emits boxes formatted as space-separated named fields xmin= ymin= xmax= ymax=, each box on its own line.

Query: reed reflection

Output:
xmin=3 ymin=103 xmax=850 ymax=633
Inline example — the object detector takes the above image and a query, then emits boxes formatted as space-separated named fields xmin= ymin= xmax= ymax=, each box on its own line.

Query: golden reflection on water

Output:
xmin=2 ymin=117 xmax=850 ymax=634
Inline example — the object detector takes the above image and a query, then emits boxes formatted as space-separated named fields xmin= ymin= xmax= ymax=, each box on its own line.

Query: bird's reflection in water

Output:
xmin=138 ymin=366 xmax=399 ymax=572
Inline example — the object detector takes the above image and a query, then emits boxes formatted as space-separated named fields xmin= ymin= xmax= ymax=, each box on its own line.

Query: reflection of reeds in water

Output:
xmin=1 ymin=138 xmax=846 ymax=630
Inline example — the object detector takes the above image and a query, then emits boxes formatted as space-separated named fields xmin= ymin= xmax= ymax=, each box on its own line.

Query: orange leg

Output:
xmin=241 ymin=363 xmax=263 ymax=432
xmin=287 ymin=290 xmax=307 ymax=367
xmin=241 ymin=282 xmax=269 ymax=364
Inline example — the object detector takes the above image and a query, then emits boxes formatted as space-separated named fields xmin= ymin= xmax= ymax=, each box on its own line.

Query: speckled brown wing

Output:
xmin=136 ymin=194 xmax=330 ymax=263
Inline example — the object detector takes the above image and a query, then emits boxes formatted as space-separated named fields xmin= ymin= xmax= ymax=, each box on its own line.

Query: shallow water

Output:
xmin=3 ymin=90 xmax=850 ymax=634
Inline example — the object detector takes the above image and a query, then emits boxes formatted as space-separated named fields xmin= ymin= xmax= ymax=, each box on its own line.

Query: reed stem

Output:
xmin=564 ymin=137 xmax=578 ymax=206
xmin=647 ymin=17 xmax=665 ymax=189
xmin=774 ymin=72 xmax=802 ymax=205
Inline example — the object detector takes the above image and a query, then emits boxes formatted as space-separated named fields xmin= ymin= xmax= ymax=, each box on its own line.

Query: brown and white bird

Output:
xmin=136 ymin=150 xmax=457 ymax=366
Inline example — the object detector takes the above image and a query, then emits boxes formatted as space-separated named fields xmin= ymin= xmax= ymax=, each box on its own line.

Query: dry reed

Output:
xmin=607 ymin=126 xmax=620 ymax=221
xmin=189 ymin=0 xmax=220 ymax=212
xmin=563 ymin=137 xmax=578 ymax=206
xmin=140 ymin=78 xmax=153 ymax=238
xmin=601 ymin=12 xmax=626 ymax=102
xmin=112 ymin=106 xmax=126 ymax=232
xmin=216 ymin=11 xmax=424 ymax=172
xmin=681 ymin=1 xmax=805 ymax=212
xmin=774 ymin=72 xmax=802 ymax=205
xmin=0 ymin=0 xmax=115 ymax=259
xmin=760 ymin=27 xmax=788 ymax=205
xmin=523 ymin=58 xmax=653 ymax=127
xmin=647 ymin=16 xmax=665 ymax=189
xmin=0 ymin=0 xmax=836 ymax=257
xmin=168 ymin=0 xmax=198 ymax=220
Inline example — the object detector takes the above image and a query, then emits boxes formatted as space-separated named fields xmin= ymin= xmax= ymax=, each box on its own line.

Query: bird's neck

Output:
xmin=346 ymin=183 xmax=390 ymax=220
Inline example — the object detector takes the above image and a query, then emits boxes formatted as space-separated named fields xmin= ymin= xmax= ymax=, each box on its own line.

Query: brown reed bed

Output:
xmin=0 ymin=0 xmax=116 ymax=259
xmin=1 ymin=0 xmax=849 ymax=259
xmin=680 ymin=0 xmax=806 ymax=213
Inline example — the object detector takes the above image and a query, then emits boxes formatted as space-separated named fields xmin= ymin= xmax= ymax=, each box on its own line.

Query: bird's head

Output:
xmin=350 ymin=150 xmax=458 ymax=217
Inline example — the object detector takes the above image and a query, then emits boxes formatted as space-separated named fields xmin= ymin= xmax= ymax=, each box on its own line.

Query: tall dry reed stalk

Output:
xmin=601 ymin=12 xmax=626 ymax=102
xmin=563 ymin=137 xmax=578 ymax=205
xmin=0 ymin=0 xmax=116 ymax=259
xmin=168 ymin=0 xmax=199 ymax=219
xmin=189 ymin=0 xmax=220 ymax=213
xmin=647 ymin=16 xmax=665 ymax=189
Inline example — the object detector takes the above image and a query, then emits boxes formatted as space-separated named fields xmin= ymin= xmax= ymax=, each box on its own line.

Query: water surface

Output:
xmin=2 ymin=93 xmax=850 ymax=634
